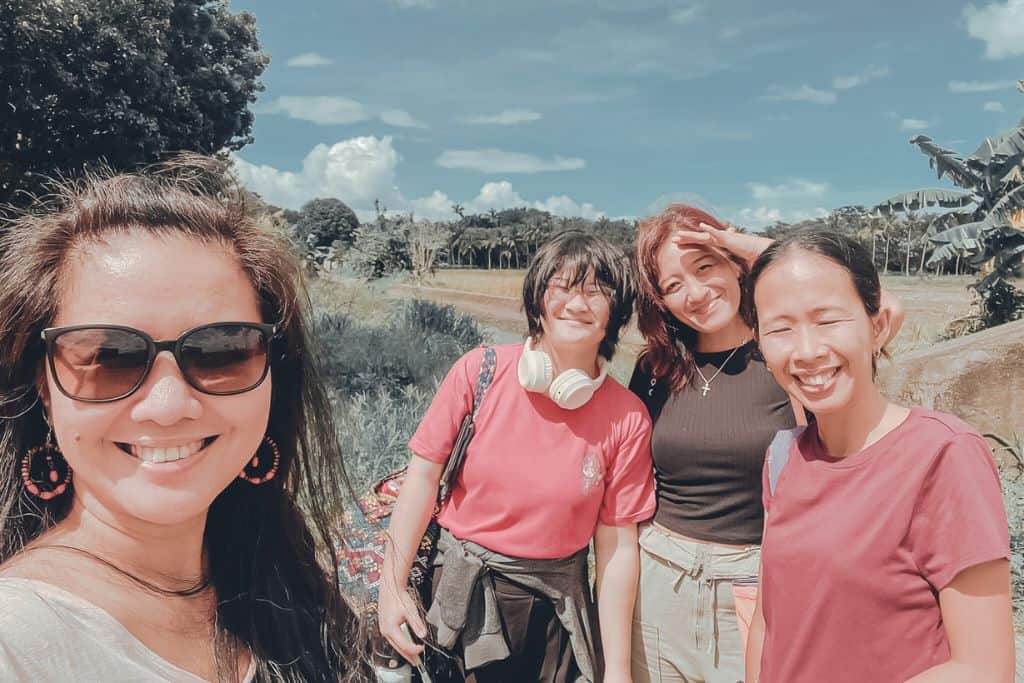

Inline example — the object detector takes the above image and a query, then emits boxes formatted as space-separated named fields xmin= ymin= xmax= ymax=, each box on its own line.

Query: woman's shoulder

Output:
xmin=0 ymin=577 xmax=92 ymax=629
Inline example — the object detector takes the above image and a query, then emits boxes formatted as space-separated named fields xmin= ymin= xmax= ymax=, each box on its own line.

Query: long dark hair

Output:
xmin=634 ymin=204 xmax=751 ymax=393
xmin=0 ymin=156 xmax=369 ymax=681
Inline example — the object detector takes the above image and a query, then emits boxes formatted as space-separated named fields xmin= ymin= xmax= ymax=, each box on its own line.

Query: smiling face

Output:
xmin=655 ymin=240 xmax=743 ymax=334
xmin=41 ymin=230 xmax=271 ymax=529
xmin=539 ymin=269 xmax=611 ymax=351
xmin=754 ymin=249 xmax=886 ymax=416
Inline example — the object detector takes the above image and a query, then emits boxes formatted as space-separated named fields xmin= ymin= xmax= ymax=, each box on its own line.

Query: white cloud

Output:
xmin=259 ymin=96 xmax=428 ymax=129
xmin=379 ymin=109 xmax=429 ymax=129
xmin=406 ymin=182 xmax=604 ymax=221
xmin=408 ymin=191 xmax=456 ymax=220
xmin=760 ymin=85 xmax=836 ymax=105
xmin=462 ymin=109 xmax=543 ymax=125
xmin=984 ymin=100 xmax=1006 ymax=112
xmin=746 ymin=178 xmax=829 ymax=201
xmin=737 ymin=206 xmax=828 ymax=229
xmin=232 ymin=136 xmax=403 ymax=212
xmin=669 ymin=4 xmax=702 ymax=25
xmin=232 ymin=139 xmax=604 ymax=221
xmin=964 ymin=0 xmax=1024 ymax=59
xmin=436 ymin=149 xmax=586 ymax=173
xmin=260 ymin=96 xmax=370 ymax=125
xmin=533 ymin=194 xmax=604 ymax=220
xmin=286 ymin=52 xmax=333 ymax=68
xmin=832 ymin=65 xmax=890 ymax=90
xmin=900 ymin=118 xmax=930 ymax=131
xmin=948 ymin=79 xmax=1016 ymax=93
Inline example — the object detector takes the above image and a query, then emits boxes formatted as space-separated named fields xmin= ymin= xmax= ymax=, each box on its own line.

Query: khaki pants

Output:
xmin=631 ymin=523 xmax=760 ymax=683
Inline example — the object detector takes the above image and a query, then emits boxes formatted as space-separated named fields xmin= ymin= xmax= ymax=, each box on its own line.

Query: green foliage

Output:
xmin=318 ymin=299 xmax=486 ymax=490
xmin=334 ymin=384 xmax=435 ymax=492
xmin=294 ymin=197 xmax=360 ymax=255
xmin=875 ymin=106 xmax=1024 ymax=326
xmin=402 ymin=299 xmax=484 ymax=350
xmin=347 ymin=213 xmax=413 ymax=280
xmin=316 ymin=300 xmax=484 ymax=397
xmin=0 ymin=0 xmax=268 ymax=206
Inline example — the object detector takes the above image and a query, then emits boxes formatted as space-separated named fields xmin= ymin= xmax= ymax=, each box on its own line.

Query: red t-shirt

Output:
xmin=408 ymin=344 xmax=656 ymax=559
xmin=759 ymin=407 xmax=1010 ymax=683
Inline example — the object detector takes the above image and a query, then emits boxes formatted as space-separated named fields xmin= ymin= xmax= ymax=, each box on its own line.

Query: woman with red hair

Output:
xmin=627 ymin=205 xmax=903 ymax=683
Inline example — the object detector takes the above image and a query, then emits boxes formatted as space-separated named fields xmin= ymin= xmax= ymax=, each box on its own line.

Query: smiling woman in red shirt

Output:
xmin=378 ymin=231 xmax=656 ymax=683
xmin=744 ymin=230 xmax=1014 ymax=683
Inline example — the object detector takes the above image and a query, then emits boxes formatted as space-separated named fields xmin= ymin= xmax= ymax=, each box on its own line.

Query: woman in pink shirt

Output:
xmin=379 ymin=231 xmax=657 ymax=682
xmin=744 ymin=230 xmax=1014 ymax=682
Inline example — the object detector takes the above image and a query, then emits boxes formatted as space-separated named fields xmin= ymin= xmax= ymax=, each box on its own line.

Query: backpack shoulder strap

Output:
xmin=471 ymin=346 xmax=497 ymax=419
xmin=767 ymin=426 xmax=805 ymax=496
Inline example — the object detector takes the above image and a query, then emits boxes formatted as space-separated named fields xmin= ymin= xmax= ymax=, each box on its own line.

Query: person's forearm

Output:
xmin=595 ymin=535 xmax=640 ymax=678
xmin=744 ymin=559 xmax=766 ymax=682
xmin=904 ymin=659 xmax=1013 ymax=682
xmin=381 ymin=466 xmax=440 ymax=590
xmin=744 ymin=608 xmax=764 ymax=682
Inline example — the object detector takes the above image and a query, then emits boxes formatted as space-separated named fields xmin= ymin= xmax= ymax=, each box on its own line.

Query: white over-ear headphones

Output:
xmin=517 ymin=337 xmax=607 ymax=410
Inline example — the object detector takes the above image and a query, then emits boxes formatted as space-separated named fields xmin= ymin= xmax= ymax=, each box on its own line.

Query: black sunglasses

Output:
xmin=41 ymin=322 xmax=279 ymax=403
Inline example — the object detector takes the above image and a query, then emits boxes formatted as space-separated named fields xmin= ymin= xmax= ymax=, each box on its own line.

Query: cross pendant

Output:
xmin=700 ymin=382 xmax=710 ymax=397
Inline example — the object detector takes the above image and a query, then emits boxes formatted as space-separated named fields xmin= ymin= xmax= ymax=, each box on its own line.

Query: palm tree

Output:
xmin=874 ymin=93 xmax=1023 ymax=323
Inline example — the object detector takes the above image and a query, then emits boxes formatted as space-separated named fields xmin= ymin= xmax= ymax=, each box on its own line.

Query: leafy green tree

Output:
xmin=874 ymin=92 xmax=1024 ymax=325
xmin=0 ymin=0 xmax=268 ymax=206
xmin=294 ymin=197 xmax=360 ymax=253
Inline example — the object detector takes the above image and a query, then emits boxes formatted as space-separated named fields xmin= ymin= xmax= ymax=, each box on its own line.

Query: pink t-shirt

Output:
xmin=408 ymin=344 xmax=656 ymax=559
xmin=759 ymin=407 xmax=1010 ymax=683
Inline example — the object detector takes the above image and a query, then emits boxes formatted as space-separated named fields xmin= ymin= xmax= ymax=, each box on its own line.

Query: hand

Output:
xmin=671 ymin=221 xmax=772 ymax=267
xmin=378 ymin=582 xmax=428 ymax=666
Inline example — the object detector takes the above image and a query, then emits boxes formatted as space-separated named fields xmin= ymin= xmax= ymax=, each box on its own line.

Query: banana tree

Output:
xmin=874 ymin=104 xmax=1024 ymax=325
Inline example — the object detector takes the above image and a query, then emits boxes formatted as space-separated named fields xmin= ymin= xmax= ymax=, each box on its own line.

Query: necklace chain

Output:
xmin=694 ymin=342 xmax=748 ymax=397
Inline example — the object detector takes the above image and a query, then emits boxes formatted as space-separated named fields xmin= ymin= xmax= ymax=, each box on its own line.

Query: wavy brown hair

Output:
xmin=634 ymin=204 xmax=751 ymax=393
xmin=0 ymin=155 xmax=369 ymax=681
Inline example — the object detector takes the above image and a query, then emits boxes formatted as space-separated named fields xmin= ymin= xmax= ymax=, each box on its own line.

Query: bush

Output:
xmin=334 ymin=384 xmax=436 ymax=492
xmin=316 ymin=300 xmax=485 ymax=398
xmin=402 ymin=299 xmax=484 ymax=350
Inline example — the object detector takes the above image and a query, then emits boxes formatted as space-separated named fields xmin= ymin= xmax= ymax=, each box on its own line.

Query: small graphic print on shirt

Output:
xmin=581 ymin=452 xmax=604 ymax=495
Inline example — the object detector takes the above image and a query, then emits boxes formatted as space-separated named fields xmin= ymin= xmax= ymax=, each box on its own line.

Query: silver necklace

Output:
xmin=694 ymin=342 xmax=747 ymax=397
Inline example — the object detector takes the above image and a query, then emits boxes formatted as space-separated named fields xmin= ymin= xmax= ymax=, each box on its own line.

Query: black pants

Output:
xmin=427 ymin=566 xmax=580 ymax=683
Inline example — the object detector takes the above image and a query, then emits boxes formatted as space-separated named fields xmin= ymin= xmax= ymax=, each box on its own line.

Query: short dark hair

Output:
xmin=522 ymin=230 xmax=635 ymax=360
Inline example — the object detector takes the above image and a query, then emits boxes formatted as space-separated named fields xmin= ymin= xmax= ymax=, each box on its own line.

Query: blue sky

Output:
xmin=230 ymin=0 xmax=1024 ymax=228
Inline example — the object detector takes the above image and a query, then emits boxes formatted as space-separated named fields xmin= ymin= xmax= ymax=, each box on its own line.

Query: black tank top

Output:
xmin=629 ymin=341 xmax=795 ymax=545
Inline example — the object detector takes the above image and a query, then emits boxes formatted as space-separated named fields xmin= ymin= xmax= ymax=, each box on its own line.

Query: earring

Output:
xmin=239 ymin=436 xmax=281 ymax=485
xmin=21 ymin=429 xmax=72 ymax=500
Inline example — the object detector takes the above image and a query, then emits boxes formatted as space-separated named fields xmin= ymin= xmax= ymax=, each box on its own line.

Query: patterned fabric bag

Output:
xmin=336 ymin=346 xmax=498 ymax=615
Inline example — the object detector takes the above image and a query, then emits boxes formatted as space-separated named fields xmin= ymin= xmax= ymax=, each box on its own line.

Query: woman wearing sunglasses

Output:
xmin=0 ymin=158 xmax=367 ymax=681
xmin=744 ymin=231 xmax=1013 ymax=682
xmin=379 ymin=231 xmax=656 ymax=682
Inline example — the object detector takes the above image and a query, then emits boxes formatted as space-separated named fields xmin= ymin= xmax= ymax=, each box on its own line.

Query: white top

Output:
xmin=0 ymin=577 xmax=256 ymax=682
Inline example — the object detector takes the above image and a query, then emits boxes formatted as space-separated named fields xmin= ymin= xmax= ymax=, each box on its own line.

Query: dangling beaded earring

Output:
xmin=238 ymin=436 xmax=280 ymax=485
xmin=21 ymin=428 xmax=72 ymax=500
